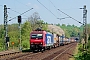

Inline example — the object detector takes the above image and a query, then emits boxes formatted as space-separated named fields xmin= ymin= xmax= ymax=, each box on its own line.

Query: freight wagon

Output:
xmin=60 ymin=34 xmax=65 ymax=46
xmin=53 ymin=34 xmax=60 ymax=47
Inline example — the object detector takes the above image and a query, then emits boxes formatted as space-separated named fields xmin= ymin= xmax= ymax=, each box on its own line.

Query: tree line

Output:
xmin=0 ymin=12 xmax=90 ymax=51
xmin=56 ymin=23 xmax=90 ymax=39
xmin=0 ymin=12 xmax=48 ymax=51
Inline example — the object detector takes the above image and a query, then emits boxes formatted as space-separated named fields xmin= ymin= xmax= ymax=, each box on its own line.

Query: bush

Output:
xmin=75 ymin=40 xmax=90 ymax=60
xmin=0 ymin=47 xmax=4 ymax=51
xmin=22 ymin=40 xmax=30 ymax=49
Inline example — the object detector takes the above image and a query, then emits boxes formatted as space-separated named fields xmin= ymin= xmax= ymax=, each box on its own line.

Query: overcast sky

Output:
xmin=0 ymin=0 xmax=90 ymax=27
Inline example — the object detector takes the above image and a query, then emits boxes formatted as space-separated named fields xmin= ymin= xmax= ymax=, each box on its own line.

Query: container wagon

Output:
xmin=53 ymin=34 xmax=60 ymax=47
xmin=60 ymin=34 xmax=65 ymax=46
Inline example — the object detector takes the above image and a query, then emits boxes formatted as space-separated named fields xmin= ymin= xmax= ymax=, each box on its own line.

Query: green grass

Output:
xmin=69 ymin=43 xmax=78 ymax=60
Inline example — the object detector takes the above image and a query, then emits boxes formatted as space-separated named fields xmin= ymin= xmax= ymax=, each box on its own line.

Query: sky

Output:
xmin=0 ymin=0 xmax=90 ymax=27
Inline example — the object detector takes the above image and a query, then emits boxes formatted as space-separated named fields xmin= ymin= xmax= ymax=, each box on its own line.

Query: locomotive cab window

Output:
xmin=31 ymin=34 xmax=37 ymax=39
xmin=31 ymin=34 xmax=43 ymax=39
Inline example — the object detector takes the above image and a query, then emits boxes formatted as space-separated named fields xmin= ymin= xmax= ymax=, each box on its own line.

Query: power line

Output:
xmin=20 ymin=8 xmax=33 ymax=16
xmin=57 ymin=9 xmax=83 ymax=24
xmin=48 ymin=0 xmax=57 ymax=9
xmin=0 ymin=5 xmax=28 ymax=19
xmin=15 ymin=0 xmax=31 ymax=8
xmin=48 ymin=0 xmax=61 ymax=16
xmin=10 ymin=9 xmax=28 ymax=17
xmin=7 ymin=0 xmax=34 ymax=22
xmin=10 ymin=9 xmax=21 ymax=14
xmin=14 ymin=0 xmax=43 ymax=20
xmin=48 ymin=0 xmax=83 ymax=24
xmin=8 ymin=8 xmax=33 ymax=22
xmin=7 ymin=0 xmax=33 ymax=18
xmin=37 ymin=0 xmax=57 ymax=18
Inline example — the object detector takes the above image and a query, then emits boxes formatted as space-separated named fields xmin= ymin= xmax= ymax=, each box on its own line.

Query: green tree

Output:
xmin=21 ymin=21 xmax=32 ymax=49
xmin=56 ymin=23 xmax=60 ymax=26
xmin=62 ymin=24 xmax=66 ymax=27
xmin=8 ymin=24 xmax=19 ymax=47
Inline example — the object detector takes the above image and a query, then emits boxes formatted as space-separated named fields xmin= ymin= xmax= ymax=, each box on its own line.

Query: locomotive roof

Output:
xmin=31 ymin=30 xmax=46 ymax=34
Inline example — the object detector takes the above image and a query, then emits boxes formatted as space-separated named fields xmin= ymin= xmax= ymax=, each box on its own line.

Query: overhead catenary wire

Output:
xmin=10 ymin=9 xmax=23 ymax=15
xmin=7 ymin=1 xmax=32 ymax=19
xmin=7 ymin=0 xmax=35 ymax=22
xmin=48 ymin=0 xmax=83 ymax=24
xmin=37 ymin=0 xmax=57 ymax=18
xmin=10 ymin=9 xmax=29 ymax=17
xmin=15 ymin=0 xmax=31 ymax=8
xmin=57 ymin=9 xmax=83 ymax=24
xmin=49 ymin=0 xmax=57 ymax=9
xmin=0 ymin=5 xmax=20 ymax=15
xmin=48 ymin=0 xmax=61 ymax=16
xmin=15 ymin=0 xmax=39 ymax=14
xmin=8 ymin=8 xmax=33 ymax=22
xmin=15 ymin=0 xmax=44 ymax=20
xmin=6 ymin=0 xmax=34 ymax=20
xmin=0 ymin=5 xmax=29 ymax=21
xmin=15 ymin=0 xmax=38 ymax=15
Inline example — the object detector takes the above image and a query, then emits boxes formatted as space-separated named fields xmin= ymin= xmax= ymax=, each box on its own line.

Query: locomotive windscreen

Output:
xmin=31 ymin=34 xmax=43 ymax=39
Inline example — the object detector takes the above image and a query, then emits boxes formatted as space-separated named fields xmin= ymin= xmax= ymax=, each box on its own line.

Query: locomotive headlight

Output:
xmin=40 ymin=43 xmax=43 ymax=44
xmin=31 ymin=43 xmax=33 ymax=44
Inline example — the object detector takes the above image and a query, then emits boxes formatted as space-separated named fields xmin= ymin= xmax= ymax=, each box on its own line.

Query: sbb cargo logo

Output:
xmin=47 ymin=36 xmax=51 ymax=44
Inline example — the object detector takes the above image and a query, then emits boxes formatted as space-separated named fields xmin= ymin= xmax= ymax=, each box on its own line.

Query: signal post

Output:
xmin=18 ymin=15 xmax=22 ymax=51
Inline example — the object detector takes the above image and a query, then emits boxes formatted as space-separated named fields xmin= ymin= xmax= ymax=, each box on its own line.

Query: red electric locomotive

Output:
xmin=30 ymin=28 xmax=53 ymax=52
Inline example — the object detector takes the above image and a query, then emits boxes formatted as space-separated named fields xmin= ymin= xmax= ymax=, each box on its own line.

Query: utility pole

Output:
xmin=83 ymin=5 xmax=87 ymax=50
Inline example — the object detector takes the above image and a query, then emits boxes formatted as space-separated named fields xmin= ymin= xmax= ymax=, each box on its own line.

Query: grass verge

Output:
xmin=69 ymin=43 xmax=78 ymax=60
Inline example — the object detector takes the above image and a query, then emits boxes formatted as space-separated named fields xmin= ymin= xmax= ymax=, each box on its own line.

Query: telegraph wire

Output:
xmin=37 ymin=0 xmax=57 ymax=18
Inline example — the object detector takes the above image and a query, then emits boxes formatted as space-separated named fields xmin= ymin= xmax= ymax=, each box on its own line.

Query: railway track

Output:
xmin=0 ymin=51 xmax=40 ymax=60
xmin=0 ymin=43 xmax=77 ymax=60
xmin=42 ymin=43 xmax=76 ymax=60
